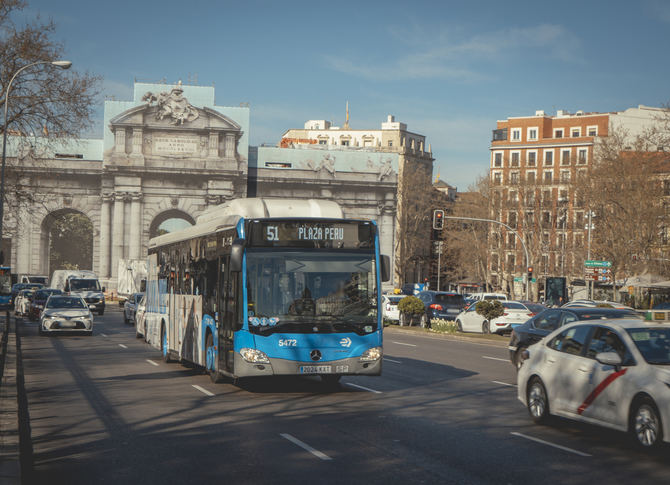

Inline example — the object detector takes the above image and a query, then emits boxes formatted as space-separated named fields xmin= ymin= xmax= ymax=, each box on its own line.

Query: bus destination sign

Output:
xmin=249 ymin=220 xmax=374 ymax=248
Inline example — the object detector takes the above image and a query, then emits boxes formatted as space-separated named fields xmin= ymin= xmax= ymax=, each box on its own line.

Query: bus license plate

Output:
xmin=300 ymin=365 xmax=332 ymax=374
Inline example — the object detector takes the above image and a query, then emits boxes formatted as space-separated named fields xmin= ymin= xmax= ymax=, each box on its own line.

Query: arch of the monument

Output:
xmin=149 ymin=209 xmax=196 ymax=239
xmin=40 ymin=208 xmax=95 ymax=276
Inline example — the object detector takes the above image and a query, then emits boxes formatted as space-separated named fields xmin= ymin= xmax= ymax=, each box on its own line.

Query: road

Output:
xmin=16 ymin=308 xmax=670 ymax=484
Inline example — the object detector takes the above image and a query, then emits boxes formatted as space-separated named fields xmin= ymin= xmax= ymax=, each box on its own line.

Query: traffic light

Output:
xmin=527 ymin=266 xmax=533 ymax=280
xmin=433 ymin=209 xmax=444 ymax=230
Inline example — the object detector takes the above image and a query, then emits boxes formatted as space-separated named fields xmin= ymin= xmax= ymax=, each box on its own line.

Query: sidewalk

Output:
xmin=0 ymin=313 xmax=20 ymax=484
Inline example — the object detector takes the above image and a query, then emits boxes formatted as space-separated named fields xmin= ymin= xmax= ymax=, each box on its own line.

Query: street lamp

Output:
xmin=0 ymin=60 xmax=72 ymax=263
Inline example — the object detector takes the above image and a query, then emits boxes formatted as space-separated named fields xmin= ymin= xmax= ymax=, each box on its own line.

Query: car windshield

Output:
xmin=46 ymin=297 xmax=87 ymax=309
xmin=627 ymin=328 xmax=670 ymax=365
xmin=69 ymin=279 xmax=100 ymax=291
xmin=246 ymin=249 xmax=377 ymax=335
xmin=35 ymin=289 xmax=62 ymax=300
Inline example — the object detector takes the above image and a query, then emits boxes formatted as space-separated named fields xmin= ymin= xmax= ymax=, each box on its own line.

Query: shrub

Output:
xmin=398 ymin=296 xmax=425 ymax=315
xmin=475 ymin=300 xmax=504 ymax=321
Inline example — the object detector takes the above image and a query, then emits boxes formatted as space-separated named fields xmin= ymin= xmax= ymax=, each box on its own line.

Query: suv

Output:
xmin=508 ymin=307 xmax=642 ymax=369
xmin=415 ymin=291 xmax=465 ymax=328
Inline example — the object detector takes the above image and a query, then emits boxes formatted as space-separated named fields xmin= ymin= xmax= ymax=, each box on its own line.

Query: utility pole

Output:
xmin=437 ymin=241 xmax=443 ymax=291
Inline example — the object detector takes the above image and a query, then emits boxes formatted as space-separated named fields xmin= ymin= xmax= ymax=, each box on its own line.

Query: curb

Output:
xmin=385 ymin=325 xmax=509 ymax=347
xmin=0 ymin=313 xmax=20 ymax=484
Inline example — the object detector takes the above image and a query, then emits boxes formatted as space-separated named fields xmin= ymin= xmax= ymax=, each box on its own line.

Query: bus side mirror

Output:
xmin=381 ymin=255 xmax=391 ymax=282
xmin=230 ymin=239 xmax=244 ymax=272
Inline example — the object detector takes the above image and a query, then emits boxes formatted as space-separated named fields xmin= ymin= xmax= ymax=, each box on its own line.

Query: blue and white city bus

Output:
xmin=0 ymin=266 xmax=12 ymax=311
xmin=143 ymin=198 xmax=390 ymax=384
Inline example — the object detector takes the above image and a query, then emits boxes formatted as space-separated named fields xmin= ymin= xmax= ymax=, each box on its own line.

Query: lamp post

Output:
xmin=0 ymin=60 xmax=72 ymax=262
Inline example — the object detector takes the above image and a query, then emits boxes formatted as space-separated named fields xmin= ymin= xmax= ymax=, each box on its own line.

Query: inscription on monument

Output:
xmin=153 ymin=136 xmax=198 ymax=155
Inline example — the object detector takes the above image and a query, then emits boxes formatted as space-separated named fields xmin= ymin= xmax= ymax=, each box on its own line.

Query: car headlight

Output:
xmin=239 ymin=348 xmax=270 ymax=364
xmin=359 ymin=346 xmax=382 ymax=362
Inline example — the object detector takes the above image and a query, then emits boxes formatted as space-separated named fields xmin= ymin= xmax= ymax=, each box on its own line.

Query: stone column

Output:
xmin=110 ymin=192 xmax=126 ymax=279
xmin=15 ymin=192 xmax=31 ymax=274
xmin=129 ymin=192 xmax=143 ymax=260
xmin=99 ymin=193 xmax=112 ymax=278
xmin=115 ymin=129 xmax=126 ymax=154
xmin=208 ymin=133 xmax=219 ymax=158
xmin=379 ymin=195 xmax=396 ymax=287
xmin=225 ymin=134 xmax=235 ymax=158
xmin=130 ymin=128 xmax=144 ymax=164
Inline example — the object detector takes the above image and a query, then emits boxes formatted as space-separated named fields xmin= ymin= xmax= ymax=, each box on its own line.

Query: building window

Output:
xmin=560 ymin=170 xmax=570 ymax=183
xmin=577 ymin=168 xmax=587 ymax=181
xmin=542 ymin=211 xmax=552 ymax=227
xmin=578 ymin=148 xmax=587 ymax=164
xmin=544 ymin=150 xmax=553 ymax=166
xmin=559 ymin=189 xmax=569 ymax=202
xmin=318 ymin=139 xmax=327 ymax=145
xmin=527 ymin=127 xmax=538 ymax=141
xmin=575 ymin=211 xmax=584 ymax=228
xmin=561 ymin=150 xmax=571 ymax=165
xmin=507 ymin=253 xmax=516 ymax=268
xmin=509 ymin=212 xmax=517 ymax=228
xmin=341 ymin=140 xmax=350 ymax=146
xmin=493 ymin=172 xmax=502 ymax=185
xmin=511 ymin=128 xmax=522 ymax=141
xmin=511 ymin=172 xmax=520 ymax=184
xmin=554 ymin=129 xmax=564 ymax=138
xmin=388 ymin=141 xmax=393 ymax=147
xmin=492 ymin=128 xmax=508 ymax=141
xmin=491 ymin=255 xmax=499 ymax=272
xmin=542 ymin=189 xmax=551 ymax=203
xmin=508 ymin=233 xmax=516 ymax=248
xmin=525 ymin=211 xmax=534 ymax=226
xmin=587 ymin=125 xmax=598 ymax=136
xmin=511 ymin=152 xmax=520 ymax=167
xmin=542 ymin=254 xmax=549 ymax=273
xmin=494 ymin=152 xmax=503 ymax=167
xmin=526 ymin=191 xmax=535 ymax=205
xmin=527 ymin=171 xmax=536 ymax=183
xmin=544 ymin=171 xmax=553 ymax=183
xmin=509 ymin=190 xmax=518 ymax=202
xmin=571 ymin=127 xmax=581 ymax=137
xmin=527 ymin=151 xmax=537 ymax=167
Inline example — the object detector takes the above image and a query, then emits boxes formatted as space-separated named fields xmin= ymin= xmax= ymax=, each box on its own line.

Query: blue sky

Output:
xmin=19 ymin=0 xmax=670 ymax=191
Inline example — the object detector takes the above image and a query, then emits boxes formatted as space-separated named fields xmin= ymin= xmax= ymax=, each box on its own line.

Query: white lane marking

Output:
xmin=383 ymin=357 xmax=402 ymax=364
xmin=391 ymin=341 xmax=417 ymax=347
xmin=492 ymin=380 xmax=517 ymax=387
xmin=118 ymin=344 xmax=128 ymax=349
xmin=100 ymin=333 xmax=108 ymax=337
xmin=192 ymin=385 xmax=215 ymax=397
xmin=146 ymin=359 xmax=159 ymax=367
xmin=280 ymin=433 xmax=332 ymax=461
xmin=345 ymin=383 xmax=382 ymax=394
xmin=482 ymin=355 xmax=507 ymax=362
xmin=510 ymin=432 xmax=592 ymax=457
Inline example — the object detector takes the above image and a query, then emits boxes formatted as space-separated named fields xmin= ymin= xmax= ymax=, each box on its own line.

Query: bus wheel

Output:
xmin=206 ymin=332 xmax=223 ymax=383
xmin=161 ymin=324 xmax=172 ymax=363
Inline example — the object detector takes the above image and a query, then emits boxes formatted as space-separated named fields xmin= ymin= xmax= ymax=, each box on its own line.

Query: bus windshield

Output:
xmin=0 ymin=275 xmax=11 ymax=295
xmin=246 ymin=250 xmax=378 ymax=335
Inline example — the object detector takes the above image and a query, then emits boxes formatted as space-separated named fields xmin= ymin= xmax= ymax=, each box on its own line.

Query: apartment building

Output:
xmin=488 ymin=105 xmax=665 ymax=298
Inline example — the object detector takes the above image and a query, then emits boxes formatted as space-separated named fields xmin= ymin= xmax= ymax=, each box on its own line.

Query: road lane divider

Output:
xmin=118 ymin=344 xmax=128 ymax=349
xmin=345 ymin=383 xmax=382 ymax=394
xmin=510 ymin=432 xmax=591 ymax=457
xmin=391 ymin=341 xmax=416 ymax=347
xmin=492 ymin=380 xmax=517 ymax=387
xmin=146 ymin=359 xmax=159 ymax=367
xmin=100 ymin=333 xmax=108 ymax=337
xmin=280 ymin=433 xmax=332 ymax=461
xmin=482 ymin=355 xmax=507 ymax=362
xmin=383 ymin=358 xmax=401 ymax=364
xmin=192 ymin=385 xmax=215 ymax=397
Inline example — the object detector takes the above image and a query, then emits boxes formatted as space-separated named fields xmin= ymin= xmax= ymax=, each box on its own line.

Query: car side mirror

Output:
xmin=230 ymin=239 xmax=245 ymax=272
xmin=595 ymin=351 xmax=622 ymax=369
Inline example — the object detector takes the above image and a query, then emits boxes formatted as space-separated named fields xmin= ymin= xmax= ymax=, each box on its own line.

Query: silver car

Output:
xmin=39 ymin=295 xmax=93 ymax=335
xmin=124 ymin=292 xmax=144 ymax=325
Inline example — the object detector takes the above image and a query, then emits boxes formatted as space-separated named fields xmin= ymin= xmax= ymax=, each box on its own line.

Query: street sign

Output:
xmin=585 ymin=260 xmax=612 ymax=268
xmin=514 ymin=277 xmax=523 ymax=282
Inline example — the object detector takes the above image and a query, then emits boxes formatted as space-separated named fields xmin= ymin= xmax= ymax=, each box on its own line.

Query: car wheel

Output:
xmin=514 ymin=346 xmax=528 ymax=370
xmin=630 ymin=397 xmax=663 ymax=448
xmin=527 ymin=377 xmax=550 ymax=423
xmin=135 ymin=320 xmax=142 ymax=338
xmin=420 ymin=313 xmax=430 ymax=329
xmin=206 ymin=332 xmax=223 ymax=383
xmin=456 ymin=320 xmax=463 ymax=332
xmin=482 ymin=321 xmax=490 ymax=334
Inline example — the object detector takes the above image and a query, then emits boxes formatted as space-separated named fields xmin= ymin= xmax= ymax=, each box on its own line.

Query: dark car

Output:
xmin=28 ymin=288 xmax=63 ymax=321
xmin=508 ymin=307 xmax=642 ymax=369
xmin=10 ymin=282 xmax=43 ymax=309
xmin=414 ymin=291 xmax=465 ymax=328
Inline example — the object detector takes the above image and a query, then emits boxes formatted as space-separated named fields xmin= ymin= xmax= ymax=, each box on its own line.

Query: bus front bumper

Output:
xmin=233 ymin=353 xmax=382 ymax=378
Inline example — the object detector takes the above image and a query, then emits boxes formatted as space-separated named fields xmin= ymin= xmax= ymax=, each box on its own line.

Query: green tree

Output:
xmin=475 ymin=300 xmax=504 ymax=322
xmin=49 ymin=212 xmax=93 ymax=271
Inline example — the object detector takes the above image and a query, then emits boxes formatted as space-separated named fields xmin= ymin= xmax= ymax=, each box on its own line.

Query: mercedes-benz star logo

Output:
xmin=310 ymin=350 xmax=322 ymax=361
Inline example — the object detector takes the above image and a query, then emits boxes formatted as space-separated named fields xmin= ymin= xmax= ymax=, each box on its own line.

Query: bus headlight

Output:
xmin=359 ymin=346 xmax=382 ymax=362
xmin=240 ymin=348 xmax=270 ymax=364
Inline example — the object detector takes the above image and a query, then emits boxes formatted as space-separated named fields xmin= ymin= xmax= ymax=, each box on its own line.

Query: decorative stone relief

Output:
xmin=142 ymin=83 xmax=199 ymax=125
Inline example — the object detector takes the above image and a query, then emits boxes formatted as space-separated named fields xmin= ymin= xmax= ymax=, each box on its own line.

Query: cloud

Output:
xmin=325 ymin=23 xmax=583 ymax=81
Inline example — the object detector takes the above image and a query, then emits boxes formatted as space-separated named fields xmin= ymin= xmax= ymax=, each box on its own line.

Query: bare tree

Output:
xmin=578 ymin=125 xmax=670 ymax=297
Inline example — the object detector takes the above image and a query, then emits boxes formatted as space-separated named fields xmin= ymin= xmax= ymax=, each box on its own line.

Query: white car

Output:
xmin=135 ymin=295 xmax=147 ymax=339
xmin=455 ymin=301 xmax=535 ymax=334
xmin=39 ymin=295 xmax=93 ymax=335
xmin=124 ymin=292 xmax=144 ymax=325
xmin=14 ymin=289 xmax=36 ymax=316
xmin=382 ymin=294 xmax=403 ymax=324
xmin=517 ymin=318 xmax=670 ymax=448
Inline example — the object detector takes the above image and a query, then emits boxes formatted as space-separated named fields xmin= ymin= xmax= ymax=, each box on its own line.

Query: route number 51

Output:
xmin=266 ymin=226 xmax=279 ymax=241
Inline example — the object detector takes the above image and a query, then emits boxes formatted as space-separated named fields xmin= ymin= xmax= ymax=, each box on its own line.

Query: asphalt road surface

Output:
xmin=16 ymin=309 xmax=670 ymax=485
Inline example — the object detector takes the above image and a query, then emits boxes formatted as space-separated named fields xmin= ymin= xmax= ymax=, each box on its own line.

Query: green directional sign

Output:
xmin=585 ymin=260 xmax=612 ymax=268
xmin=514 ymin=277 xmax=523 ymax=282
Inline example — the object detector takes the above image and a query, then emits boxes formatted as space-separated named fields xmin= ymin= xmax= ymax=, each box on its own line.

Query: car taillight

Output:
xmin=386 ymin=304 xmax=391 ymax=311
xmin=429 ymin=304 xmax=443 ymax=310
xmin=503 ymin=312 xmax=509 ymax=316
xmin=528 ymin=312 xmax=535 ymax=317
